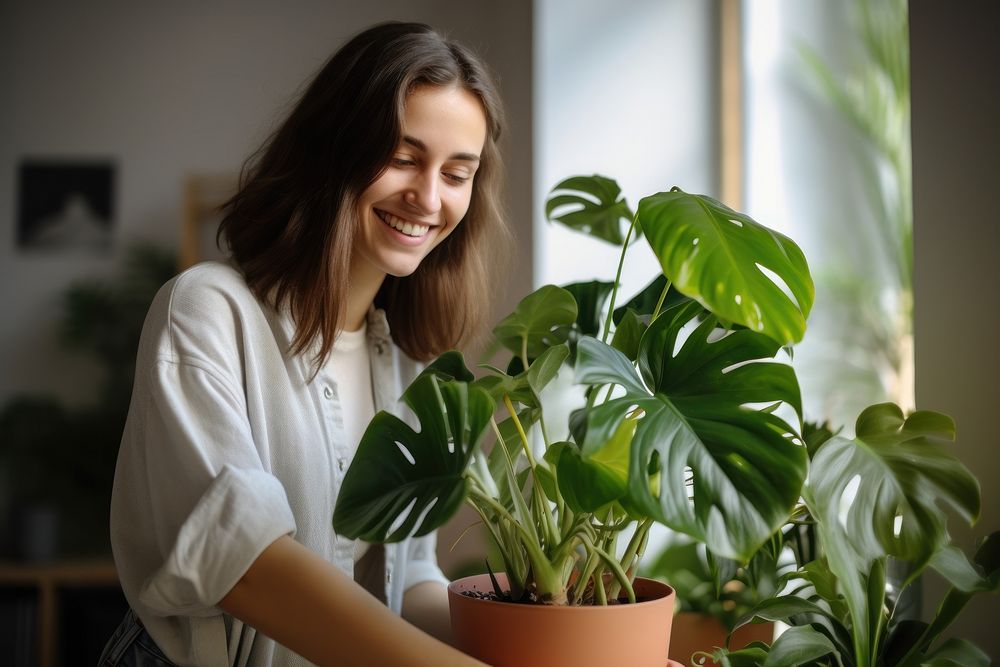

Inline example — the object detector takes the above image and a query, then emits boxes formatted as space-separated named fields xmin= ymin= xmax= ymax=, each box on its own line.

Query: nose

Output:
xmin=405 ymin=170 xmax=441 ymax=215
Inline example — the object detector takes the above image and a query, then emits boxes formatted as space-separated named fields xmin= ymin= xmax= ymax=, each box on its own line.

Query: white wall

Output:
xmin=534 ymin=0 xmax=718 ymax=298
xmin=0 ymin=0 xmax=533 ymax=408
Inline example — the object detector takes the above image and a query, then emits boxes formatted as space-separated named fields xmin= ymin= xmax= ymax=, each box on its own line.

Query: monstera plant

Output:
xmin=333 ymin=176 xmax=813 ymax=605
xmin=709 ymin=403 xmax=998 ymax=667
xmin=333 ymin=174 xmax=815 ymax=609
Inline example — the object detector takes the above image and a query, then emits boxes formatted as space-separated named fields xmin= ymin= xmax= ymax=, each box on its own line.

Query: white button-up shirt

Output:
xmin=110 ymin=261 xmax=448 ymax=666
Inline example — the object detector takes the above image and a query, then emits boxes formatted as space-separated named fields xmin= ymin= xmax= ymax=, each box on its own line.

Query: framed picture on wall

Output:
xmin=16 ymin=160 xmax=116 ymax=253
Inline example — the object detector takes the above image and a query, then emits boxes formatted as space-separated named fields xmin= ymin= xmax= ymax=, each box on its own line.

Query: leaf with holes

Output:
xmin=493 ymin=285 xmax=577 ymax=359
xmin=545 ymin=175 xmax=637 ymax=245
xmin=805 ymin=403 xmax=979 ymax=576
xmin=800 ymin=404 xmax=981 ymax=667
xmin=637 ymin=189 xmax=814 ymax=345
xmin=333 ymin=373 xmax=495 ymax=542
xmin=575 ymin=300 xmax=806 ymax=561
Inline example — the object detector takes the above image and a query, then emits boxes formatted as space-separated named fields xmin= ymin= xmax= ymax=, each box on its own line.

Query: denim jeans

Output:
xmin=98 ymin=608 xmax=175 ymax=666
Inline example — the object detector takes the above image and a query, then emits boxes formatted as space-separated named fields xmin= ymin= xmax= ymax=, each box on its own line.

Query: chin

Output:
xmin=380 ymin=256 xmax=425 ymax=279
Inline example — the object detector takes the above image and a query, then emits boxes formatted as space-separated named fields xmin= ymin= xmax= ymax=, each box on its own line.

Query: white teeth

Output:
xmin=377 ymin=210 xmax=429 ymax=237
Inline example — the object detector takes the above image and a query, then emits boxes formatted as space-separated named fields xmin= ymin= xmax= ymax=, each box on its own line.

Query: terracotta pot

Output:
xmin=448 ymin=572 xmax=676 ymax=667
xmin=667 ymin=611 xmax=774 ymax=666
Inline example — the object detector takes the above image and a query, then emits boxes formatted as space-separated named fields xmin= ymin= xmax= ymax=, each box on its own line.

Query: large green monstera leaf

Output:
xmin=332 ymin=359 xmax=495 ymax=543
xmin=545 ymin=175 xmax=637 ymax=245
xmin=574 ymin=300 xmax=807 ymax=561
xmin=637 ymin=189 xmax=814 ymax=346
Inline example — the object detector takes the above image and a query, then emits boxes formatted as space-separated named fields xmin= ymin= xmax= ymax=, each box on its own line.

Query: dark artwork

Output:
xmin=16 ymin=161 xmax=115 ymax=252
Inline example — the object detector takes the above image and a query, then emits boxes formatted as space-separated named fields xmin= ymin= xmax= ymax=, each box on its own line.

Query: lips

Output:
xmin=375 ymin=209 xmax=431 ymax=238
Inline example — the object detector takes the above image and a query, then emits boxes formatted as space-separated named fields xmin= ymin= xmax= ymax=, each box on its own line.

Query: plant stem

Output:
xmin=650 ymin=278 xmax=673 ymax=321
xmin=580 ymin=533 xmax=636 ymax=604
xmin=503 ymin=395 xmax=559 ymax=551
xmin=468 ymin=486 xmax=562 ymax=598
xmin=601 ymin=213 xmax=640 ymax=344
xmin=504 ymin=395 xmax=537 ymax=468
xmin=621 ymin=518 xmax=653 ymax=577
xmin=594 ymin=567 xmax=608 ymax=605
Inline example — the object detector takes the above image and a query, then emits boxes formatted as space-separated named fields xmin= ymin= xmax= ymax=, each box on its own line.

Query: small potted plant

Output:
xmin=333 ymin=175 xmax=815 ymax=666
xmin=707 ymin=402 xmax=998 ymax=667
xmin=643 ymin=532 xmax=780 ymax=664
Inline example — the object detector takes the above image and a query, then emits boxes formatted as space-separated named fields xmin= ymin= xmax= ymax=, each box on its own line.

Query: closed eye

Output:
xmin=444 ymin=172 xmax=470 ymax=184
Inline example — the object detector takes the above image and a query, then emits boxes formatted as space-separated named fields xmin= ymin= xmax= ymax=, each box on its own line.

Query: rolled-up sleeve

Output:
xmin=139 ymin=462 xmax=296 ymax=616
xmin=119 ymin=359 xmax=296 ymax=617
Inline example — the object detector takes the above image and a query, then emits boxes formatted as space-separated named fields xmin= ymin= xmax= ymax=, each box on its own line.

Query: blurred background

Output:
xmin=1 ymin=0 xmax=996 ymax=664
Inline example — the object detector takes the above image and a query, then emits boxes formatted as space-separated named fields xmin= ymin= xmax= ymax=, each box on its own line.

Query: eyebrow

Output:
xmin=402 ymin=135 xmax=481 ymax=163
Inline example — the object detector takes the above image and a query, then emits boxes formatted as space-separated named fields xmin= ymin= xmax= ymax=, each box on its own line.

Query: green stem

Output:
xmin=503 ymin=395 xmax=559 ymax=549
xmin=504 ymin=395 xmax=537 ymax=468
xmin=650 ymin=278 xmax=673 ymax=321
xmin=580 ymin=533 xmax=636 ymax=604
xmin=621 ymin=518 xmax=653 ymax=574
xmin=601 ymin=213 xmax=639 ymax=344
xmin=468 ymin=486 xmax=561 ymax=596
xmin=594 ymin=566 xmax=608 ymax=605
xmin=538 ymin=411 xmax=552 ymax=449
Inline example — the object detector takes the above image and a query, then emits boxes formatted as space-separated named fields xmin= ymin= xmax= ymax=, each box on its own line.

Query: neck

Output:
xmin=345 ymin=257 xmax=386 ymax=332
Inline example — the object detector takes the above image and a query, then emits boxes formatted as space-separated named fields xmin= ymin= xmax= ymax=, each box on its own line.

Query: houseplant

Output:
xmin=708 ymin=403 xmax=998 ymax=666
xmin=643 ymin=531 xmax=781 ymax=664
xmin=333 ymin=175 xmax=815 ymax=665
xmin=0 ymin=244 xmax=176 ymax=559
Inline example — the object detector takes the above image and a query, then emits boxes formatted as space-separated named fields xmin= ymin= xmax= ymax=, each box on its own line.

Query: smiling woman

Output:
xmin=354 ymin=85 xmax=488 ymax=287
xmin=101 ymin=21 xmax=510 ymax=667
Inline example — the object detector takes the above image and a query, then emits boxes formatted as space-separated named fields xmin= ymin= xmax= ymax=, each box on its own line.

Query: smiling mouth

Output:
xmin=375 ymin=209 xmax=431 ymax=238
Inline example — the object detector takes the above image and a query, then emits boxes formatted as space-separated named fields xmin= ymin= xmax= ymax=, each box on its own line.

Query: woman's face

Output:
xmin=353 ymin=84 xmax=488 ymax=282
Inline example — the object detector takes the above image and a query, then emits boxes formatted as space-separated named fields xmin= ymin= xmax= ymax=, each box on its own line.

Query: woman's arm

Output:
xmin=402 ymin=581 xmax=453 ymax=644
xmin=219 ymin=536 xmax=483 ymax=667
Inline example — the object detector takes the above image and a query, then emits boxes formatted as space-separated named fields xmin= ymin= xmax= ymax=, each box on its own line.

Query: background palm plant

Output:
xmin=796 ymin=0 xmax=913 ymax=423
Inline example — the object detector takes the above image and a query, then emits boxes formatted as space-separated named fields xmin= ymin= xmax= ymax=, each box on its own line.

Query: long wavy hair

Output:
xmin=218 ymin=22 xmax=510 ymax=366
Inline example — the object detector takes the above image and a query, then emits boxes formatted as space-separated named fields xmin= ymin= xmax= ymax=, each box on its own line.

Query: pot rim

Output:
xmin=448 ymin=573 xmax=675 ymax=610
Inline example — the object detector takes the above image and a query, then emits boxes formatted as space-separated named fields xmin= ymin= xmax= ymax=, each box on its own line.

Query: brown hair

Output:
xmin=218 ymin=22 xmax=510 ymax=366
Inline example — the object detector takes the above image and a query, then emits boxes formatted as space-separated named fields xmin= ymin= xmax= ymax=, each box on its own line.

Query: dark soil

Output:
xmin=460 ymin=590 xmax=652 ymax=605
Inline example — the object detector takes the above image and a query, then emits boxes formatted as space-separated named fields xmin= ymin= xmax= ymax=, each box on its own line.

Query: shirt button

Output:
xmin=323 ymin=386 xmax=334 ymax=399
xmin=337 ymin=457 xmax=346 ymax=472
xmin=386 ymin=570 xmax=392 ymax=584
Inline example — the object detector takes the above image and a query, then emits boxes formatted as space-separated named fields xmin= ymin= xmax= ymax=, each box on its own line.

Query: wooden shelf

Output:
xmin=0 ymin=560 xmax=121 ymax=667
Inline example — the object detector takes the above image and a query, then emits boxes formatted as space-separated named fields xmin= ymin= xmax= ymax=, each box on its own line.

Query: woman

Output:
xmin=101 ymin=22 xmax=509 ymax=666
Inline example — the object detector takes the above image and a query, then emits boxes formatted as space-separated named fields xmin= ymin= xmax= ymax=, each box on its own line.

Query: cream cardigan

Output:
xmin=110 ymin=261 xmax=447 ymax=666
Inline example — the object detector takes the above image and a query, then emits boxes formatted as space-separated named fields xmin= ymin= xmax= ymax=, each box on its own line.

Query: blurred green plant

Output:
xmin=0 ymin=244 xmax=175 ymax=557
xmin=643 ymin=532 xmax=782 ymax=633
xmin=798 ymin=0 xmax=913 ymax=423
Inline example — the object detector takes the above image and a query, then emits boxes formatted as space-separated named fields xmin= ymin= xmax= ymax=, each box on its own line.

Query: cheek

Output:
xmin=447 ymin=189 xmax=475 ymax=225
